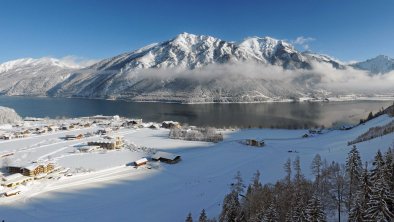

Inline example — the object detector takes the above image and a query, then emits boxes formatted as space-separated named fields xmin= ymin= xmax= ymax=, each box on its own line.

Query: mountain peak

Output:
xmin=352 ymin=55 xmax=394 ymax=74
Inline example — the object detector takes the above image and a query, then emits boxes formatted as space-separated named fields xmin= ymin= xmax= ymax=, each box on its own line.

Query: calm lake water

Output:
xmin=0 ymin=96 xmax=392 ymax=128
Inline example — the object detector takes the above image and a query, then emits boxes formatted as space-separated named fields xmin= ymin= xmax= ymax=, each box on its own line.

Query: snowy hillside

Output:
xmin=352 ymin=55 xmax=394 ymax=74
xmin=0 ymin=58 xmax=77 ymax=96
xmin=0 ymin=114 xmax=393 ymax=221
xmin=0 ymin=106 xmax=21 ymax=124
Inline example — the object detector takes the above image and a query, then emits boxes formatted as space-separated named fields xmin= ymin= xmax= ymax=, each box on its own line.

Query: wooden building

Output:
xmin=7 ymin=162 xmax=55 ymax=177
xmin=152 ymin=151 xmax=181 ymax=164
xmin=245 ymin=139 xmax=265 ymax=147
xmin=134 ymin=158 xmax=148 ymax=166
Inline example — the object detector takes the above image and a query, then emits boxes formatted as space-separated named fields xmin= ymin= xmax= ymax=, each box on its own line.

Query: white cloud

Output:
xmin=292 ymin=36 xmax=315 ymax=50
xmin=58 ymin=56 xmax=100 ymax=68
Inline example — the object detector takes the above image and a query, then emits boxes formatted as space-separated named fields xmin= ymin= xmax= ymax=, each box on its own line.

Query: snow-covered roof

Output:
xmin=152 ymin=151 xmax=180 ymax=160
xmin=23 ymin=163 xmax=39 ymax=171
xmin=3 ymin=173 xmax=23 ymax=181
xmin=135 ymin=158 xmax=148 ymax=165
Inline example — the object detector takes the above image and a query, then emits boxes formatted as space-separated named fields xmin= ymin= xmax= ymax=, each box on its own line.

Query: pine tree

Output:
xmin=261 ymin=202 xmax=279 ymax=222
xmin=365 ymin=183 xmax=394 ymax=221
xmin=370 ymin=150 xmax=385 ymax=183
xmin=219 ymin=191 xmax=241 ymax=222
xmin=231 ymin=171 xmax=245 ymax=195
xmin=359 ymin=162 xmax=373 ymax=220
xmin=292 ymin=195 xmax=308 ymax=222
xmin=199 ymin=209 xmax=208 ymax=222
xmin=365 ymin=150 xmax=394 ymax=221
xmin=348 ymin=195 xmax=364 ymax=222
xmin=305 ymin=194 xmax=326 ymax=222
xmin=383 ymin=148 xmax=394 ymax=213
xmin=293 ymin=156 xmax=304 ymax=187
xmin=186 ymin=212 xmax=193 ymax=222
xmin=345 ymin=145 xmax=362 ymax=212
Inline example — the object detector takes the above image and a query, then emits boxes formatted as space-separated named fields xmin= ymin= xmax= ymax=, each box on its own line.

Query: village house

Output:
xmin=2 ymin=173 xmax=33 ymax=188
xmin=152 ymin=151 xmax=181 ymax=164
xmin=134 ymin=158 xmax=148 ymax=166
xmin=87 ymin=135 xmax=123 ymax=149
xmin=1 ymin=134 xmax=13 ymax=140
xmin=7 ymin=162 xmax=56 ymax=177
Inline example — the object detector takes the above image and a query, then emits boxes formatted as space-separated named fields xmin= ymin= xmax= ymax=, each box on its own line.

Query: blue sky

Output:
xmin=1 ymin=0 xmax=393 ymax=63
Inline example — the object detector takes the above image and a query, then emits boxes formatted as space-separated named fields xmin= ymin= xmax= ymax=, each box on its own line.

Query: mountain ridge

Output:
xmin=0 ymin=33 xmax=393 ymax=103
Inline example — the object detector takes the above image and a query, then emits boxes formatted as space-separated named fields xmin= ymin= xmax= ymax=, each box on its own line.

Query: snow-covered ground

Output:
xmin=0 ymin=115 xmax=393 ymax=221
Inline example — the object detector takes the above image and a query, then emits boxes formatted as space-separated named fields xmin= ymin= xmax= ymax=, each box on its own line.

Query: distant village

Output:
xmin=0 ymin=115 xmax=189 ymax=198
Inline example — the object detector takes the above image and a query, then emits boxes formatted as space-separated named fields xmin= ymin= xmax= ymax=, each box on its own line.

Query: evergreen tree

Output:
xmin=383 ymin=148 xmax=394 ymax=213
xmin=365 ymin=183 xmax=394 ymax=221
xmin=284 ymin=158 xmax=292 ymax=185
xmin=186 ymin=212 xmax=193 ymax=222
xmin=231 ymin=171 xmax=245 ymax=195
xmin=293 ymin=156 xmax=304 ymax=187
xmin=305 ymin=194 xmax=326 ymax=222
xmin=370 ymin=150 xmax=385 ymax=183
xmin=358 ymin=162 xmax=373 ymax=220
xmin=219 ymin=191 xmax=241 ymax=222
xmin=292 ymin=195 xmax=308 ymax=222
xmin=261 ymin=202 xmax=279 ymax=222
xmin=345 ymin=145 xmax=362 ymax=212
xmin=365 ymin=150 xmax=394 ymax=221
xmin=199 ymin=209 xmax=208 ymax=222
xmin=348 ymin=194 xmax=364 ymax=222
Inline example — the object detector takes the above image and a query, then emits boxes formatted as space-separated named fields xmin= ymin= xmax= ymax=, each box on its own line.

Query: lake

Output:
xmin=0 ymin=96 xmax=392 ymax=128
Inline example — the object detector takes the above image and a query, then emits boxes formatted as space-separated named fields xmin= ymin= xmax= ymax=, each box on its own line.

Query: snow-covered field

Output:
xmin=0 ymin=115 xmax=393 ymax=221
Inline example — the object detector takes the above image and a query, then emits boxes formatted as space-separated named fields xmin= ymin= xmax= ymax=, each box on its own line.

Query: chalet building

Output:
xmin=134 ymin=158 xmax=148 ymax=166
xmin=245 ymin=139 xmax=265 ymax=147
xmin=152 ymin=151 xmax=181 ymax=164
xmin=7 ymin=162 xmax=55 ymax=177
xmin=87 ymin=136 xmax=123 ymax=149
xmin=2 ymin=173 xmax=33 ymax=188
xmin=1 ymin=134 xmax=13 ymax=140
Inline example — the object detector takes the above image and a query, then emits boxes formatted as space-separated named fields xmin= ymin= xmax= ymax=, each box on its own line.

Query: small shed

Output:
xmin=134 ymin=158 xmax=148 ymax=166
xmin=152 ymin=151 xmax=181 ymax=164
xmin=245 ymin=139 xmax=265 ymax=147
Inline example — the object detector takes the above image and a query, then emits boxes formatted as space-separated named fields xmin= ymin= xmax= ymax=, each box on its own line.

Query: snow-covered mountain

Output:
xmin=47 ymin=33 xmax=347 ymax=102
xmin=0 ymin=33 xmax=392 ymax=102
xmin=352 ymin=55 xmax=394 ymax=74
xmin=0 ymin=58 xmax=77 ymax=96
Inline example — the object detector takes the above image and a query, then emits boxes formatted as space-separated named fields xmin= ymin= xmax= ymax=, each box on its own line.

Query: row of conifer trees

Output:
xmin=186 ymin=146 xmax=394 ymax=221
